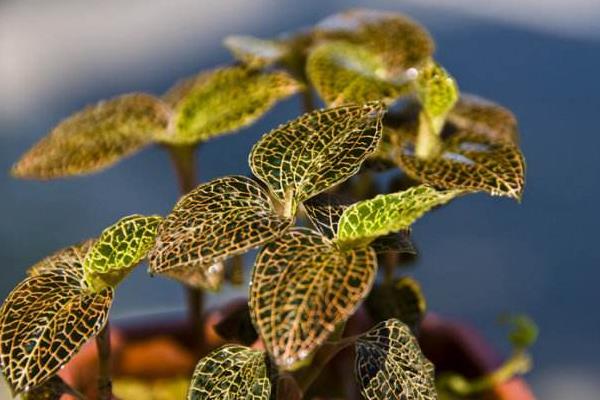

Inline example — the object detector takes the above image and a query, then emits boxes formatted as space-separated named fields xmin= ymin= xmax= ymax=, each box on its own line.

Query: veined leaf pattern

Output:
xmin=187 ymin=345 xmax=270 ymax=400
xmin=337 ymin=186 xmax=459 ymax=248
xmin=163 ymin=66 xmax=301 ymax=144
xmin=250 ymin=228 xmax=377 ymax=370
xmin=22 ymin=375 xmax=72 ymax=400
xmin=394 ymin=127 xmax=526 ymax=199
xmin=27 ymin=240 xmax=94 ymax=277
xmin=224 ymin=35 xmax=287 ymax=69
xmin=355 ymin=319 xmax=437 ymax=399
xmin=249 ymin=102 xmax=385 ymax=212
xmin=148 ymin=176 xmax=291 ymax=290
xmin=415 ymin=61 xmax=459 ymax=136
xmin=83 ymin=215 xmax=162 ymax=291
xmin=0 ymin=249 xmax=113 ymax=393
xmin=366 ymin=277 xmax=426 ymax=332
xmin=12 ymin=94 xmax=171 ymax=180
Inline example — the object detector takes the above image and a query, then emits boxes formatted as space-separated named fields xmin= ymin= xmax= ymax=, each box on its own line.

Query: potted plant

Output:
xmin=0 ymin=9 xmax=535 ymax=400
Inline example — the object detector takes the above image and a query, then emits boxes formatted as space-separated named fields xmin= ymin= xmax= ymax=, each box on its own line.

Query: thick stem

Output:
xmin=165 ymin=144 xmax=204 ymax=351
xmin=95 ymin=322 xmax=112 ymax=400
xmin=414 ymin=112 xmax=442 ymax=160
xmin=301 ymin=89 xmax=315 ymax=113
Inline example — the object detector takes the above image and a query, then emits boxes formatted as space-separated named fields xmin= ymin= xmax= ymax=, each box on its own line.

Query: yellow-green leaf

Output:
xmin=336 ymin=186 xmax=459 ymax=248
xmin=12 ymin=94 xmax=171 ymax=180
xmin=224 ymin=35 xmax=287 ymax=69
xmin=249 ymin=102 xmax=385 ymax=214
xmin=355 ymin=319 xmax=437 ymax=399
xmin=162 ymin=66 xmax=301 ymax=145
xmin=307 ymin=41 xmax=409 ymax=107
xmin=187 ymin=345 xmax=270 ymax=400
xmin=0 ymin=249 xmax=113 ymax=394
xmin=366 ymin=277 xmax=426 ymax=332
xmin=415 ymin=61 xmax=459 ymax=136
xmin=394 ymin=127 xmax=526 ymax=199
xmin=83 ymin=214 xmax=162 ymax=291
xmin=148 ymin=176 xmax=291 ymax=290
xmin=250 ymin=228 xmax=376 ymax=370
xmin=448 ymin=94 xmax=519 ymax=144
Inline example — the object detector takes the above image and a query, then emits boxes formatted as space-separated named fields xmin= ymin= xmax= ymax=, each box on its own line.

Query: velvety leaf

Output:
xmin=224 ymin=35 xmax=287 ymax=68
xmin=163 ymin=66 xmax=301 ymax=144
xmin=148 ymin=176 xmax=291 ymax=290
xmin=337 ymin=186 xmax=459 ymax=248
xmin=83 ymin=214 xmax=162 ymax=291
xmin=249 ymin=102 xmax=385 ymax=213
xmin=314 ymin=9 xmax=434 ymax=77
xmin=415 ymin=61 xmax=459 ymax=135
xmin=22 ymin=375 xmax=71 ymax=400
xmin=366 ymin=277 xmax=426 ymax=331
xmin=394 ymin=127 xmax=526 ymax=199
xmin=0 ymin=251 xmax=113 ymax=393
xmin=307 ymin=41 xmax=408 ymax=107
xmin=250 ymin=228 xmax=377 ymax=370
xmin=355 ymin=319 xmax=437 ymax=399
xmin=187 ymin=345 xmax=270 ymax=400
xmin=27 ymin=240 xmax=94 ymax=277
xmin=448 ymin=94 xmax=519 ymax=144
xmin=12 ymin=94 xmax=171 ymax=180
xmin=370 ymin=231 xmax=416 ymax=256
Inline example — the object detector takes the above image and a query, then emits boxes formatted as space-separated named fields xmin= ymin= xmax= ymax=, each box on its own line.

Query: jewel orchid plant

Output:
xmin=0 ymin=8 xmax=533 ymax=400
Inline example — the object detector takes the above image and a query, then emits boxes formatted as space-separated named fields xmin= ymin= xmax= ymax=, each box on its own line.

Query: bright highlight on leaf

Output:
xmin=336 ymin=185 xmax=459 ymax=248
xmin=163 ymin=66 xmax=302 ymax=145
xmin=250 ymin=102 xmax=385 ymax=214
xmin=0 ymin=246 xmax=113 ymax=394
xmin=394 ymin=127 xmax=526 ymax=199
xmin=148 ymin=176 xmax=291 ymax=290
xmin=355 ymin=319 xmax=437 ymax=400
xmin=250 ymin=228 xmax=376 ymax=370
xmin=224 ymin=35 xmax=287 ymax=69
xmin=187 ymin=345 xmax=271 ymax=400
xmin=83 ymin=214 xmax=162 ymax=291
xmin=415 ymin=61 xmax=459 ymax=136
xmin=366 ymin=277 xmax=426 ymax=332
xmin=12 ymin=94 xmax=171 ymax=180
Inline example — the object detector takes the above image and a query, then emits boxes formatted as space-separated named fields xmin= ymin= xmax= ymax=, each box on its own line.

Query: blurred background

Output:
xmin=1 ymin=0 xmax=599 ymax=398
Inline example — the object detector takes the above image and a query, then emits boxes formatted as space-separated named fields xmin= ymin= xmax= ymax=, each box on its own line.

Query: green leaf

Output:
xmin=12 ymin=94 xmax=171 ymax=180
xmin=366 ymin=277 xmax=426 ymax=332
xmin=83 ymin=214 xmax=162 ymax=291
xmin=337 ymin=185 xmax=459 ymax=248
xmin=504 ymin=314 xmax=539 ymax=350
xmin=355 ymin=319 xmax=437 ymax=400
xmin=27 ymin=240 xmax=95 ymax=277
xmin=148 ymin=176 xmax=291 ymax=290
xmin=187 ymin=345 xmax=271 ymax=400
xmin=0 ymin=248 xmax=113 ymax=394
xmin=249 ymin=102 xmax=385 ymax=213
xmin=307 ymin=41 xmax=409 ymax=107
xmin=415 ymin=61 xmax=459 ymax=136
xmin=224 ymin=35 xmax=287 ymax=69
xmin=394 ymin=126 xmax=526 ymax=199
xmin=448 ymin=94 xmax=519 ymax=144
xmin=250 ymin=228 xmax=376 ymax=370
xmin=162 ymin=66 xmax=302 ymax=145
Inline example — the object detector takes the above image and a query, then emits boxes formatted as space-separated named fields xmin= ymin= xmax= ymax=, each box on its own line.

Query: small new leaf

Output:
xmin=0 ymin=248 xmax=113 ymax=393
xmin=250 ymin=228 xmax=376 ymax=370
xmin=394 ymin=127 xmax=526 ymax=199
xmin=307 ymin=41 xmax=408 ymax=107
xmin=337 ymin=186 xmax=459 ymax=248
xmin=250 ymin=102 xmax=385 ymax=213
xmin=366 ymin=277 xmax=426 ymax=332
xmin=148 ymin=176 xmax=291 ymax=290
xmin=187 ymin=345 xmax=271 ymax=400
xmin=355 ymin=319 xmax=437 ymax=400
xmin=224 ymin=35 xmax=287 ymax=69
xmin=83 ymin=214 xmax=162 ymax=291
xmin=12 ymin=94 xmax=171 ymax=180
xmin=415 ymin=61 xmax=459 ymax=136
xmin=164 ymin=66 xmax=301 ymax=144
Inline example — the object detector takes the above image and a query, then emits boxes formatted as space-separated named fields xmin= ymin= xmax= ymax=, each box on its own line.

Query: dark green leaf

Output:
xmin=366 ymin=277 xmax=426 ymax=331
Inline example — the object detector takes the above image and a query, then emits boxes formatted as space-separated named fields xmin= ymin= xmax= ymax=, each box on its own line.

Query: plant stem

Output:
xmin=301 ymin=89 xmax=315 ymax=113
xmin=95 ymin=322 xmax=112 ymax=400
xmin=165 ymin=143 xmax=205 ymax=351
xmin=414 ymin=112 xmax=442 ymax=160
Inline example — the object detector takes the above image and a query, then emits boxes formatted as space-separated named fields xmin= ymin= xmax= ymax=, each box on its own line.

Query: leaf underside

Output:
xmin=224 ymin=35 xmax=287 ymax=69
xmin=12 ymin=94 xmax=171 ymax=180
xmin=337 ymin=185 xmax=459 ymax=248
xmin=187 ymin=345 xmax=270 ymax=400
xmin=163 ymin=66 xmax=301 ymax=144
xmin=249 ymin=102 xmax=385 ymax=209
xmin=366 ymin=277 xmax=426 ymax=332
xmin=394 ymin=127 xmax=525 ymax=199
xmin=250 ymin=228 xmax=377 ymax=369
xmin=148 ymin=176 xmax=291 ymax=290
xmin=83 ymin=214 xmax=162 ymax=290
xmin=355 ymin=319 xmax=437 ymax=399
xmin=0 ymin=245 xmax=113 ymax=393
